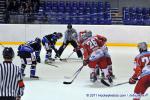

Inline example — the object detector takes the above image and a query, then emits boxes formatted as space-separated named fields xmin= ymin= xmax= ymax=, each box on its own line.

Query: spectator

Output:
xmin=24 ymin=2 xmax=33 ymax=13
xmin=7 ymin=0 xmax=20 ymax=12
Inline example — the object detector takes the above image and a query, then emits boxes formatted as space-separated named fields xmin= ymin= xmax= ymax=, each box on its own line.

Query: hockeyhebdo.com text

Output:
xmin=85 ymin=93 xmax=148 ymax=98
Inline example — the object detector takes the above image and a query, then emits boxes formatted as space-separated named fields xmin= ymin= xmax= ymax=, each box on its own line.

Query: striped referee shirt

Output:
xmin=64 ymin=28 xmax=77 ymax=43
xmin=0 ymin=61 xmax=24 ymax=97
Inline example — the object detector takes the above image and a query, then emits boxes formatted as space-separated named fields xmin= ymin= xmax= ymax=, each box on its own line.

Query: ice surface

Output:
xmin=0 ymin=45 xmax=149 ymax=100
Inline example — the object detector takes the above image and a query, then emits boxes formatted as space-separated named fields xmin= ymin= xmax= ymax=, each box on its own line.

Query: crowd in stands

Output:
xmin=7 ymin=0 xmax=40 ymax=13
xmin=4 ymin=0 xmax=150 ymax=25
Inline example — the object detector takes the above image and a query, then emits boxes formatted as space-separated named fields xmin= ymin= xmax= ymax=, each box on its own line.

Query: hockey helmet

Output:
xmin=86 ymin=30 xmax=92 ymax=38
xmin=56 ymin=32 xmax=63 ymax=39
xmin=53 ymin=32 xmax=57 ymax=34
xmin=80 ymin=30 xmax=92 ymax=41
xmin=3 ymin=47 xmax=14 ymax=59
xmin=79 ymin=30 xmax=88 ymax=43
xmin=67 ymin=24 xmax=72 ymax=29
xmin=35 ymin=37 xmax=41 ymax=44
xmin=138 ymin=42 xmax=147 ymax=53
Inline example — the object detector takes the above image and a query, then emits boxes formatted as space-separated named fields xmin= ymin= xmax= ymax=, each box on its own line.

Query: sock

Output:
xmin=30 ymin=66 xmax=36 ymax=76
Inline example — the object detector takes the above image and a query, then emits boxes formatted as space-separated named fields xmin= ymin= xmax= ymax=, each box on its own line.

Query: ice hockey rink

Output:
xmin=0 ymin=45 xmax=149 ymax=100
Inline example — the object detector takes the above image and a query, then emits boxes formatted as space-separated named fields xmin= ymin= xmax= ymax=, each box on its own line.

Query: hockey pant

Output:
xmin=19 ymin=51 xmax=37 ymax=76
xmin=101 ymin=45 xmax=113 ymax=75
xmin=133 ymin=75 xmax=150 ymax=100
xmin=88 ymin=49 xmax=110 ymax=78
xmin=58 ymin=40 xmax=82 ymax=58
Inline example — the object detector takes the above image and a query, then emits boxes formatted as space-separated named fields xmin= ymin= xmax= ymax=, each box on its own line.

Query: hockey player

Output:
xmin=57 ymin=24 xmax=82 ymax=59
xmin=97 ymin=36 xmax=115 ymax=79
xmin=79 ymin=30 xmax=113 ymax=84
xmin=129 ymin=42 xmax=150 ymax=100
xmin=18 ymin=37 xmax=41 ymax=79
xmin=78 ymin=30 xmax=115 ymax=79
xmin=42 ymin=32 xmax=63 ymax=63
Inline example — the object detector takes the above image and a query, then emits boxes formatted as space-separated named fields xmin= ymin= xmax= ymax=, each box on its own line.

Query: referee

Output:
xmin=57 ymin=24 xmax=83 ymax=58
xmin=0 ymin=47 xmax=25 ymax=100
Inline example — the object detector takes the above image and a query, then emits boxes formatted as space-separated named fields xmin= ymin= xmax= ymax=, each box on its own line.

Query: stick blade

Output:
xmin=60 ymin=58 xmax=67 ymax=62
xmin=63 ymin=81 xmax=72 ymax=84
xmin=45 ymin=63 xmax=59 ymax=68
xmin=101 ymin=79 xmax=111 ymax=87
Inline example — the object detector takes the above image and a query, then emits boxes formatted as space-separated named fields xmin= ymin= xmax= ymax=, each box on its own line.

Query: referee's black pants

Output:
xmin=0 ymin=97 xmax=16 ymax=100
xmin=58 ymin=40 xmax=82 ymax=58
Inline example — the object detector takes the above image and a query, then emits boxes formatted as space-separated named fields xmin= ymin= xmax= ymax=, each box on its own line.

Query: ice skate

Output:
xmin=90 ymin=72 xmax=97 ymax=82
xmin=30 ymin=75 xmax=39 ymax=79
xmin=109 ymin=70 xmax=115 ymax=79
xmin=100 ymin=72 xmax=105 ymax=79
xmin=45 ymin=58 xmax=55 ymax=64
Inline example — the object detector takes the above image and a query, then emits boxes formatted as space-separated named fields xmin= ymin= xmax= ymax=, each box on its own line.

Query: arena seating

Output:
xmin=36 ymin=1 xmax=112 ymax=24
xmin=123 ymin=7 xmax=150 ymax=25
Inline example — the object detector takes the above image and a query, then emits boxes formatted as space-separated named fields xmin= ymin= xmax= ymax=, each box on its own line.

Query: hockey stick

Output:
xmin=59 ymin=58 xmax=67 ymax=62
xmin=57 ymin=51 xmax=74 ymax=62
xmin=46 ymin=63 xmax=59 ymax=68
xmin=66 ymin=51 xmax=74 ymax=60
xmin=113 ymin=81 xmax=129 ymax=87
xmin=64 ymin=65 xmax=84 ymax=79
xmin=101 ymin=79 xmax=111 ymax=87
xmin=53 ymin=57 xmax=67 ymax=62
xmin=101 ymin=79 xmax=129 ymax=87
xmin=43 ymin=62 xmax=59 ymax=68
xmin=63 ymin=65 xmax=84 ymax=84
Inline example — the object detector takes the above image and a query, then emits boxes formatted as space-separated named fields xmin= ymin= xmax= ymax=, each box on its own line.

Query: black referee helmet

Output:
xmin=67 ymin=24 xmax=72 ymax=29
xmin=3 ymin=47 xmax=14 ymax=59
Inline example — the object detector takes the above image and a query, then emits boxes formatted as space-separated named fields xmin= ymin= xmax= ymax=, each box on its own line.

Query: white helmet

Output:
xmin=138 ymin=42 xmax=147 ymax=53
xmin=79 ymin=30 xmax=92 ymax=43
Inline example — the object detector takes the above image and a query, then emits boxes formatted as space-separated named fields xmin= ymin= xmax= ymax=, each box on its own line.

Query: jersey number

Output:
xmin=142 ymin=57 xmax=150 ymax=66
xmin=87 ymin=39 xmax=98 ymax=49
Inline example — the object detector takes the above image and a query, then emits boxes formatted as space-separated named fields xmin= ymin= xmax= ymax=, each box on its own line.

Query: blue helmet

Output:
xmin=56 ymin=32 xmax=63 ymax=39
xmin=67 ymin=24 xmax=72 ymax=29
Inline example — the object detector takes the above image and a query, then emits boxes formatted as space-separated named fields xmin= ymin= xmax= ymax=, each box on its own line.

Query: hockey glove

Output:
xmin=129 ymin=77 xmax=137 ymax=84
xmin=73 ymin=47 xmax=80 ymax=52
xmin=36 ymin=56 xmax=41 ymax=63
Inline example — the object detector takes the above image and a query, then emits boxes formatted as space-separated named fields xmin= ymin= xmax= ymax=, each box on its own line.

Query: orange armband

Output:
xmin=18 ymin=80 xmax=25 ymax=88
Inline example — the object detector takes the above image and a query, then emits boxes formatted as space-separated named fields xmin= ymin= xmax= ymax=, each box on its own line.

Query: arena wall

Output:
xmin=0 ymin=24 xmax=150 ymax=46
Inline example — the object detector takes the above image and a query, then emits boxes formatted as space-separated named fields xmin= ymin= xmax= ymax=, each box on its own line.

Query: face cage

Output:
xmin=138 ymin=42 xmax=147 ymax=51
